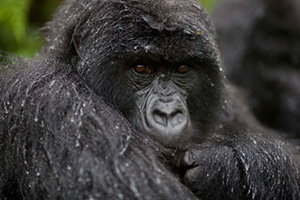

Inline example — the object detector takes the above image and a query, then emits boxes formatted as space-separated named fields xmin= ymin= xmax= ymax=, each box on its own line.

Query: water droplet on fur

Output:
xmin=49 ymin=80 xmax=56 ymax=88
xmin=21 ymin=100 xmax=26 ymax=107
xmin=144 ymin=45 xmax=152 ymax=53
xmin=156 ymin=178 xmax=161 ymax=184
xmin=4 ymin=106 xmax=8 ymax=114
xmin=75 ymin=140 xmax=80 ymax=147
xmin=79 ymin=167 xmax=84 ymax=175
xmin=117 ymin=193 xmax=124 ymax=200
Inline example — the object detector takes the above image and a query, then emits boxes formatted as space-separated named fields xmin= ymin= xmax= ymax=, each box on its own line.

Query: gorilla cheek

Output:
xmin=143 ymin=94 xmax=192 ymax=148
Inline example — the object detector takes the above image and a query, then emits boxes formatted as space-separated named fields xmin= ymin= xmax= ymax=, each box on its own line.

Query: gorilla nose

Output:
xmin=148 ymin=105 xmax=189 ymax=136
xmin=152 ymin=109 xmax=185 ymax=127
xmin=144 ymin=98 xmax=191 ymax=148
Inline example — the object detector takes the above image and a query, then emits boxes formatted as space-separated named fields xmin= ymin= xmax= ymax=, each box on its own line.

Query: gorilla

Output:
xmin=0 ymin=0 xmax=299 ymax=199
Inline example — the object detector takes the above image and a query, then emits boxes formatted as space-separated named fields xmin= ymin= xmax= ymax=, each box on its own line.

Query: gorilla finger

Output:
xmin=177 ymin=150 xmax=198 ymax=170
xmin=183 ymin=166 xmax=203 ymax=185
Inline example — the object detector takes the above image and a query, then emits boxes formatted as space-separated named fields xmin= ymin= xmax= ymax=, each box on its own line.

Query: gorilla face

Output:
xmin=127 ymin=54 xmax=196 ymax=148
xmin=69 ymin=0 xmax=222 ymax=149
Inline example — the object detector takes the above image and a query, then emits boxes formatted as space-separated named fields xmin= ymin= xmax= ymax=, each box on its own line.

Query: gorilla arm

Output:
xmin=0 ymin=59 xmax=197 ymax=200
xmin=178 ymin=83 xmax=300 ymax=200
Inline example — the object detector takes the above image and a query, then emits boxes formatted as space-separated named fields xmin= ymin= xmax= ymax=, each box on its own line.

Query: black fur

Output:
xmin=0 ymin=0 xmax=299 ymax=199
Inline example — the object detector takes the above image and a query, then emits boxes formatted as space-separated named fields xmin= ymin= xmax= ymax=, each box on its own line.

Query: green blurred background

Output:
xmin=0 ymin=0 xmax=218 ymax=58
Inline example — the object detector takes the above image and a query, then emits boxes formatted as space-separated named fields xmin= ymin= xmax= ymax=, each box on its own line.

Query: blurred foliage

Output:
xmin=200 ymin=0 xmax=219 ymax=12
xmin=0 ymin=0 xmax=62 ymax=57
xmin=0 ymin=0 xmax=217 ymax=58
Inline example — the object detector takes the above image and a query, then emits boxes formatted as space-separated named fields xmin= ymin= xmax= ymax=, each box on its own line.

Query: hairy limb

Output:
xmin=0 ymin=59 xmax=196 ymax=200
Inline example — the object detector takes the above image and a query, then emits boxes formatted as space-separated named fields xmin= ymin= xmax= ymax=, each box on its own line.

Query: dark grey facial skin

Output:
xmin=127 ymin=61 xmax=197 ymax=149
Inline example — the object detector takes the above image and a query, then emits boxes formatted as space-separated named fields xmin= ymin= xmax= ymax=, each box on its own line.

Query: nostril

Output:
xmin=153 ymin=110 xmax=168 ymax=126
xmin=152 ymin=109 xmax=186 ymax=127
xmin=170 ymin=111 xmax=185 ymax=126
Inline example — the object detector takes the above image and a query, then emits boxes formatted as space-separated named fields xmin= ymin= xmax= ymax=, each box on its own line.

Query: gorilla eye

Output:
xmin=134 ymin=65 xmax=152 ymax=75
xmin=176 ymin=65 xmax=191 ymax=74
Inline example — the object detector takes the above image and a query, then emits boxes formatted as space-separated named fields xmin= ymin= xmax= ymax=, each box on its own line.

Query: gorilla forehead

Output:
xmin=87 ymin=0 xmax=215 ymax=40
xmin=77 ymin=0 xmax=220 ymax=63
xmin=44 ymin=0 xmax=220 ymax=68
xmin=105 ymin=0 xmax=213 ymax=33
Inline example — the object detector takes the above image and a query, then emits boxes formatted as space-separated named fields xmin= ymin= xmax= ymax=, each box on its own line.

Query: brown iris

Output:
xmin=176 ymin=65 xmax=191 ymax=74
xmin=134 ymin=65 xmax=152 ymax=74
